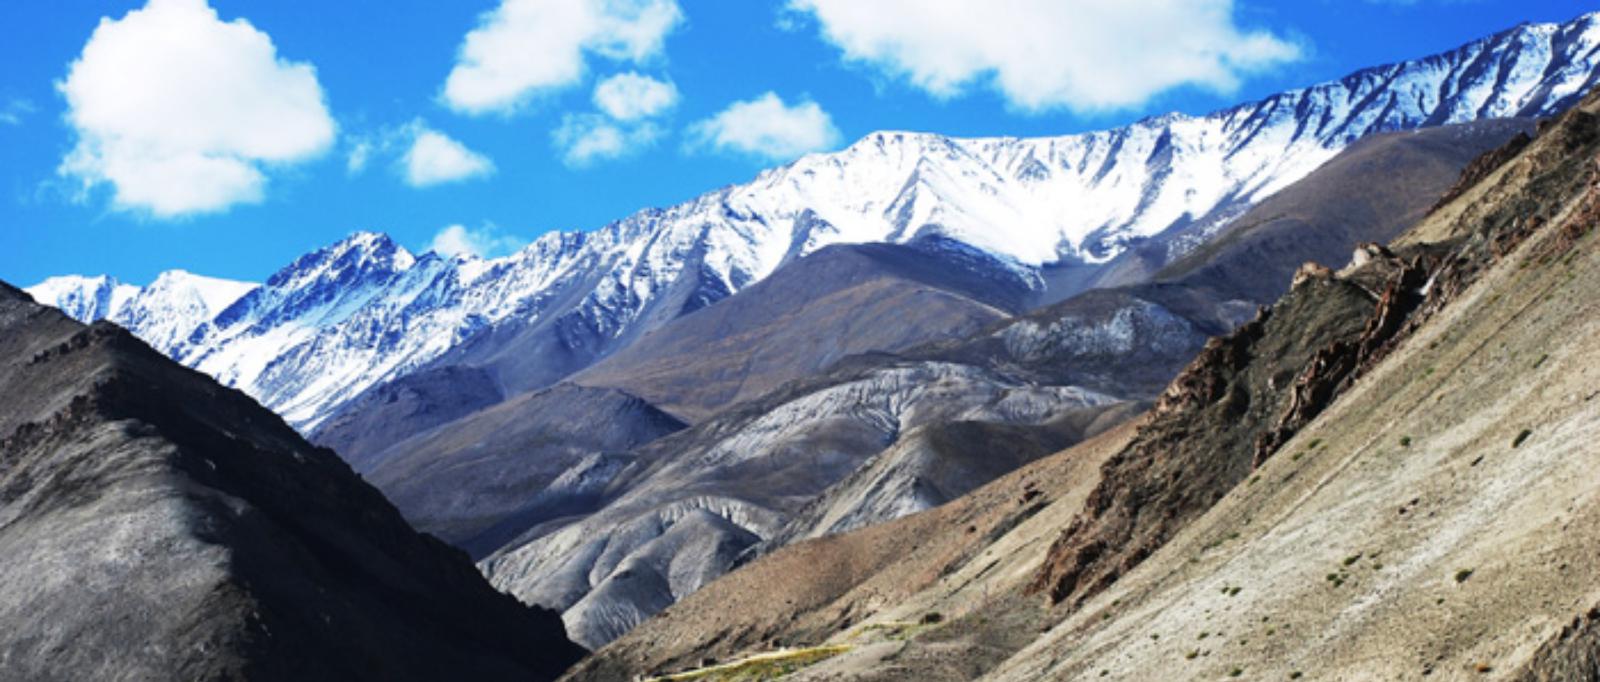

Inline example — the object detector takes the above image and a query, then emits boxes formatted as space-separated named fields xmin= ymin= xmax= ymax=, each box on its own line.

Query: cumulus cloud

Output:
xmin=443 ymin=0 xmax=683 ymax=115
xmin=402 ymin=125 xmax=495 ymax=187
xmin=344 ymin=120 xmax=495 ymax=187
xmin=787 ymin=0 xmax=1301 ymax=113
xmin=553 ymin=113 xmax=662 ymax=167
xmin=427 ymin=223 xmax=524 ymax=258
xmin=686 ymin=92 xmax=841 ymax=161
xmin=57 ymin=0 xmax=335 ymax=217
xmin=593 ymin=71 xmax=679 ymax=121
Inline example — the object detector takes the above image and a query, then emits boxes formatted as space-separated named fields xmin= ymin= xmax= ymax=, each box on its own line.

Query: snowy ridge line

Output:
xmin=25 ymin=12 xmax=1600 ymax=429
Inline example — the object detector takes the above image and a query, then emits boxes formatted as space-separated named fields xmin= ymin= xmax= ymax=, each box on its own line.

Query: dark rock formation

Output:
xmin=0 ymin=282 xmax=583 ymax=681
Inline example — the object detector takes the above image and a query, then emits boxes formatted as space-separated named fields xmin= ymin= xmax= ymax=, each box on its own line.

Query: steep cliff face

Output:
xmin=0 ymin=283 xmax=583 ymax=681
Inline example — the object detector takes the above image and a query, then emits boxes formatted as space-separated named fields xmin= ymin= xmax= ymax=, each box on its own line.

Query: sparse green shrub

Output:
xmin=1455 ymin=568 xmax=1474 ymax=583
xmin=1343 ymin=554 xmax=1361 ymax=566
xmin=1400 ymin=436 xmax=1412 ymax=448
xmin=1230 ymin=667 xmax=1243 ymax=677
xmin=1185 ymin=650 xmax=1199 ymax=660
xmin=1513 ymin=429 xmax=1533 ymax=448
xmin=920 ymin=612 xmax=943 ymax=625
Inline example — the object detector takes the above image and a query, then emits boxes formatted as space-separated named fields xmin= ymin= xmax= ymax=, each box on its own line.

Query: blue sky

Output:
xmin=0 ymin=0 xmax=1585 ymax=286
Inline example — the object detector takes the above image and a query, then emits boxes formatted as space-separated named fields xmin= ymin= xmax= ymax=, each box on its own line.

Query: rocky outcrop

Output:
xmin=1515 ymin=606 xmax=1600 ymax=682
xmin=1027 ymin=271 xmax=1379 ymax=605
xmin=1251 ymin=255 xmax=1427 ymax=465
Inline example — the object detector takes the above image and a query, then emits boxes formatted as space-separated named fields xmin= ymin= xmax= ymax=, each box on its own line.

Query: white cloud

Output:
xmin=57 ymin=0 xmax=335 ymax=217
xmin=787 ymin=0 xmax=1301 ymax=113
xmin=0 ymin=98 xmax=35 ymax=126
xmin=553 ymin=113 xmax=662 ymax=167
xmin=345 ymin=138 xmax=373 ymax=175
xmin=593 ymin=72 xmax=679 ymax=121
xmin=402 ymin=125 xmax=496 ymax=187
xmin=443 ymin=0 xmax=683 ymax=115
xmin=427 ymin=223 xmax=524 ymax=258
xmin=686 ymin=92 xmax=841 ymax=162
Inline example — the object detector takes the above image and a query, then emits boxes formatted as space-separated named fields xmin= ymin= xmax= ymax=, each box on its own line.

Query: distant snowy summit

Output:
xmin=27 ymin=271 xmax=256 ymax=355
xmin=27 ymin=11 xmax=1600 ymax=430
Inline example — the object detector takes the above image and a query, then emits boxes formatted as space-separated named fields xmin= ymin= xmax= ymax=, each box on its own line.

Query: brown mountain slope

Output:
xmin=571 ymin=240 xmax=1029 ymax=423
xmin=364 ymin=383 xmax=688 ymax=557
xmin=0 ymin=282 xmax=583 ymax=681
xmin=563 ymin=94 xmax=1600 ymax=681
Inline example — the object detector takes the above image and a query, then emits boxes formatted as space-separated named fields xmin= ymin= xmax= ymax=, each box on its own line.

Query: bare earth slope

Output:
xmin=565 ymin=90 xmax=1600 ymax=681
xmin=364 ymin=383 xmax=688 ymax=557
xmin=571 ymin=240 xmax=1029 ymax=423
xmin=0 ymin=283 xmax=583 ymax=681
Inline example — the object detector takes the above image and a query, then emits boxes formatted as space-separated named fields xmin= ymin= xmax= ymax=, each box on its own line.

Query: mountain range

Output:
xmin=16 ymin=10 xmax=1600 ymax=671
xmin=30 ymin=12 xmax=1600 ymax=432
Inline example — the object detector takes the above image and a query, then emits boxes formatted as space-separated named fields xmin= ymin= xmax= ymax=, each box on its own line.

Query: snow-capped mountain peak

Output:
xmin=25 ymin=274 xmax=140 ymax=324
xmin=26 ymin=13 xmax=1600 ymax=431
xmin=26 ymin=271 xmax=257 ymax=357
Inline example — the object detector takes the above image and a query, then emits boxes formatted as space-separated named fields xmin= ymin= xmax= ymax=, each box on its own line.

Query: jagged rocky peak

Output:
xmin=264 ymin=230 xmax=415 ymax=288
